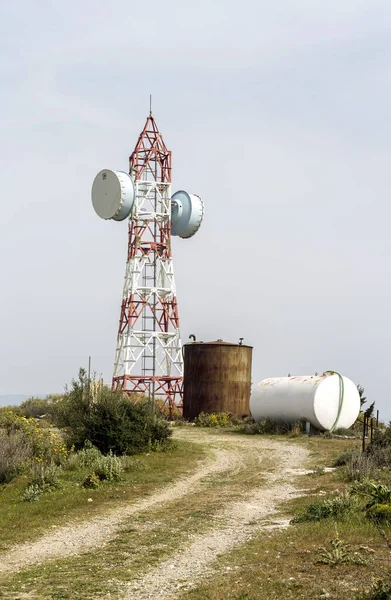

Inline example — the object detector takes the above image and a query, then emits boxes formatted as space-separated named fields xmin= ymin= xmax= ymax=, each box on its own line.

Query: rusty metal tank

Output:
xmin=183 ymin=340 xmax=253 ymax=420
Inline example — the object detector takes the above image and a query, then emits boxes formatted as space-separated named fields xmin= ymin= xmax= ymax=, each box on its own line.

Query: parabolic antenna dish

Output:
xmin=171 ymin=191 xmax=204 ymax=239
xmin=91 ymin=169 xmax=135 ymax=222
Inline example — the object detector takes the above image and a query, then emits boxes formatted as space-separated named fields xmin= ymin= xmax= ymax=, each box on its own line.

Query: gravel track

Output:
xmin=0 ymin=444 xmax=238 ymax=574
xmin=122 ymin=430 xmax=309 ymax=599
xmin=0 ymin=428 xmax=309 ymax=600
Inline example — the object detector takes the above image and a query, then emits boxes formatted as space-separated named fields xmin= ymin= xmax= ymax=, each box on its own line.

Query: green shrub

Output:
xmin=55 ymin=369 xmax=172 ymax=455
xmin=332 ymin=427 xmax=356 ymax=437
xmin=82 ymin=473 xmax=101 ymax=489
xmin=92 ymin=451 xmax=123 ymax=482
xmin=238 ymin=418 xmax=303 ymax=436
xmin=343 ymin=451 xmax=377 ymax=482
xmin=368 ymin=425 xmax=391 ymax=448
xmin=194 ymin=412 xmax=232 ymax=427
xmin=0 ymin=411 xmax=71 ymax=465
xmin=364 ymin=425 xmax=391 ymax=469
xmin=366 ymin=504 xmax=391 ymax=523
xmin=316 ymin=534 xmax=370 ymax=566
xmin=291 ymin=493 xmax=355 ymax=523
xmin=74 ymin=443 xmax=103 ymax=469
xmin=79 ymin=447 xmax=123 ymax=486
xmin=0 ymin=429 xmax=31 ymax=483
xmin=0 ymin=405 xmax=22 ymax=416
xmin=22 ymin=484 xmax=43 ymax=502
xmin=171 ymin=418 xmax=187 ymax=427
xmin=351 ymin=479 xmax=391 ymax=508
xmin=366 ymin=445 xmax=391 ymax=469
xmin=237 ymin=419 xmax=277 ymax=435
xmin=20 ymin=462 xmax=63 ymax=502
xmin=288 ymin=422 xmax=302 ymax=437
xmin=239 ymin=421 xmax=266 ymax=435
xmin=18 ymin=396 xmax=63 ymax=420
xmin=28 ymin=461 xmax=61 ymax=490
xmin=63 ymin=443 xmax=124 ymax=482
xmin=333 ymin=448 xmax=356 ymax=467
xmin=62 ymin=452 xmax=79 ymax=471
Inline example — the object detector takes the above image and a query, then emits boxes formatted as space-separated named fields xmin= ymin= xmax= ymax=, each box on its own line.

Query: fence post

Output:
xmin=362 ymin=415 xmax=367 ymax=453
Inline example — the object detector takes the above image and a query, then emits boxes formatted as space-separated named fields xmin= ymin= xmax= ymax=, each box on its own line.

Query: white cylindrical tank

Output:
xmin=250 ymin=373 xmax=360 ymax=431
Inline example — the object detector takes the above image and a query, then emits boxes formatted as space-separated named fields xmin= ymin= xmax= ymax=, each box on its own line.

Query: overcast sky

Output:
xmin=1 ymin=1 xmax=390 ymax=418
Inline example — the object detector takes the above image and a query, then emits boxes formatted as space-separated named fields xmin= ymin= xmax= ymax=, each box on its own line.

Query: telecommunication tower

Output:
xmin=91 ymin=111 xmax=204 ymax=413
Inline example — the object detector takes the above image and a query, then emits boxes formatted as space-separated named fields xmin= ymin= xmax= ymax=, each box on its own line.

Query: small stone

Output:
xmin=87 ymin=498 xmax=93 ymax=503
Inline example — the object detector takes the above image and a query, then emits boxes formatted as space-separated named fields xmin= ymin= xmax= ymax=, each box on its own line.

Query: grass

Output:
xmin=177 ymin=516 xmax=383 ymax=600
xmin=0 ymin=487 xmax=234 ymax=598
xmin=175 ymin=437 xmax=387 ymax=600
xmin=0 ymin=441 xmax=273 ymax=599
xmin=0 ymin=440 xmax=207 ymax=549
xmin=0 ymin=430 xmax=385 ymax=600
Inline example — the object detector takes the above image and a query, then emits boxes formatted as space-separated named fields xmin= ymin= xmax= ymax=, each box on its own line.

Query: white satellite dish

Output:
xmin=171 ymin=191 xmax=204 ymax=239
xmin=91 ymin=169 xmax=135 ymax=221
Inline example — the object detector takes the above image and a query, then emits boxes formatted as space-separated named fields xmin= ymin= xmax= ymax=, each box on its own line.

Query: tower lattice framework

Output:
xmin=112 ymin=115 xmax=183 ymax=411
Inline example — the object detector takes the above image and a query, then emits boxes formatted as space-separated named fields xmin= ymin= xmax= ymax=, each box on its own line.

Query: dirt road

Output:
xmin=122 ymin=429 xmax=309 ymax=599
xmin=0 ymin=428 xmax=309 ymax=599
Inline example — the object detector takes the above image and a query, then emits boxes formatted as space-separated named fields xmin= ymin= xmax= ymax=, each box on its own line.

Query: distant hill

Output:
xmin=0 ymin=394 xmax=50 ymax=407
xmin=0 ymin=394 xmax=31 ymax=407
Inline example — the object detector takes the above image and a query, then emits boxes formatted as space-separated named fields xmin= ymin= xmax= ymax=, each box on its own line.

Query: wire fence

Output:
xmin=357 ymin=409 xmax=380 ymax=452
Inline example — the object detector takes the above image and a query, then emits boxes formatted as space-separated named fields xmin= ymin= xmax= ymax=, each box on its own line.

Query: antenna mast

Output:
xmin=112 ymin=114 xmax=182 ymax=413
xmin=91 ymin=111 xmax=204 ymax=416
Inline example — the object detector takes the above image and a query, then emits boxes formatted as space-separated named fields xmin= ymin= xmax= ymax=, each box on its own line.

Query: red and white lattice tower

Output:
xmin=91 ymin=112 xmax=204 ymax=414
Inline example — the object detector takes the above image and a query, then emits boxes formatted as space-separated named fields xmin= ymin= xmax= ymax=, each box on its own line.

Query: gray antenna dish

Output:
xmin=91 ymin=169 xmax=135 ymax=221
xmin=171 ymin=190 xmax=204 ymax=239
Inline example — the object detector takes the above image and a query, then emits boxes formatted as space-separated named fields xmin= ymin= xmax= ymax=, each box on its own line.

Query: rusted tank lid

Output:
xmin=187 ymin=339 xmax=253 ymax=348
